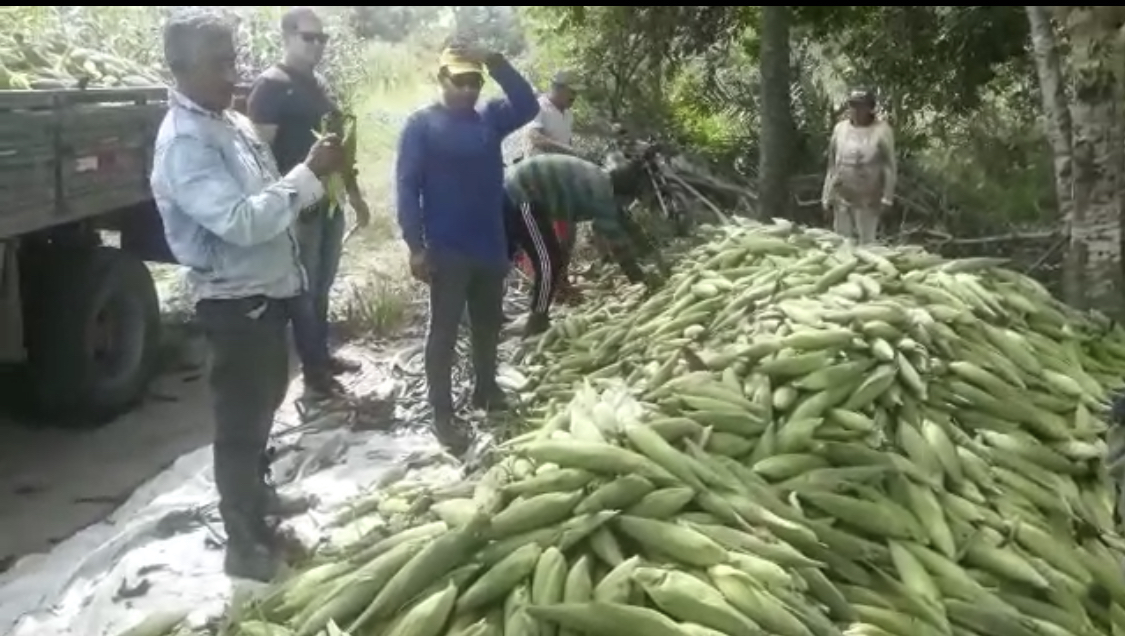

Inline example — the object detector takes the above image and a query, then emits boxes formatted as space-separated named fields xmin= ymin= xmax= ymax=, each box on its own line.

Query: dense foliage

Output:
xmin=6 ymin=5 xmax=1125 ymax=311
xmin=517 ymin=6 xmax=1051 ymax=233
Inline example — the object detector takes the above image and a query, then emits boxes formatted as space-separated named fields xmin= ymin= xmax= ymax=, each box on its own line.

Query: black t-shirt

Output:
xmin=247 ymin=64 xmax=337 ymax=173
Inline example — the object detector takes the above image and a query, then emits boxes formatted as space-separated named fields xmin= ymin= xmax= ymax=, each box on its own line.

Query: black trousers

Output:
xmin=425 ymin=251 xmax=508 ymax=417
xmin=504 ymin=197 xmax=566 ymax=318
xmin=195 ymin=296 xmax=291 ymax=542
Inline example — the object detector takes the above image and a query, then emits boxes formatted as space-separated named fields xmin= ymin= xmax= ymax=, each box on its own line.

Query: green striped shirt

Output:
xmin=504 ymin=154 xmax=626 ymax=247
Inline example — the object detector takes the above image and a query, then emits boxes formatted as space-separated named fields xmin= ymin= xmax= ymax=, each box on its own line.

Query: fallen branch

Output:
xmin=901 ymin=228 xmax=1060 ymax=245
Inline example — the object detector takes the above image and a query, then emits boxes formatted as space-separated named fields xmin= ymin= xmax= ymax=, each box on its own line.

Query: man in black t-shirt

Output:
xmin=247 ymin=7 xmax=370 ymax=402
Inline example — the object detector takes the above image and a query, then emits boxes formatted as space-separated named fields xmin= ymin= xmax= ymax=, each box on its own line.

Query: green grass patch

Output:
xmin=331 ymin=41 xmax=436 ymax=337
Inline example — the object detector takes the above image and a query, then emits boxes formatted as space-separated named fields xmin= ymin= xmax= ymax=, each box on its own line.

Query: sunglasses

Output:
xmin=298 ymin=32 xmax=329 ymax=45
xmin=449 ymin=73 xmax=483 ymax=90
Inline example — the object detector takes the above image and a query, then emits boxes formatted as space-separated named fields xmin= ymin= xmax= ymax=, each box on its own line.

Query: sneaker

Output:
xmin=221 ymin=514 xmax=282 ymax=582
xmin=328 ymin=356 xmax=361 ymax=375
xmin=303 ymin=373 xmax=347 ymax=400
xmin=524 ymin=313 xmax=551 ymax=337
xmin=471 ymin=384 xmax=510 ymax=413
xmin=432 ymin=414 xmax=473 ymax=456
xmin=223 ymin=539 xmax=281 ymax=582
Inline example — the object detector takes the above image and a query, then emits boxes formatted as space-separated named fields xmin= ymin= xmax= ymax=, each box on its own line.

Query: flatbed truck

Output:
xmin=0 ymin=87 xmax=252 ymax=421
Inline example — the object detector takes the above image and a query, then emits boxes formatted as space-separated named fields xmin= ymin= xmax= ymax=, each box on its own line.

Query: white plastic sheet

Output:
xmin=0 ymin=420 xmax=459 ymax=636
xmin=0 ymin=319 xmax=537 ymax=636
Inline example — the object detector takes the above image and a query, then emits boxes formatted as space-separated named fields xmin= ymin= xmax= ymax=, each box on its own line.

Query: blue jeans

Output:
xmin=293 ymin=206 xmax=345 ymax=379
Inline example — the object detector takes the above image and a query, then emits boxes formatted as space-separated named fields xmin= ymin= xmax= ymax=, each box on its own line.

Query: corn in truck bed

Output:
xmin=0 ymin=86 xmax=248 ymax=422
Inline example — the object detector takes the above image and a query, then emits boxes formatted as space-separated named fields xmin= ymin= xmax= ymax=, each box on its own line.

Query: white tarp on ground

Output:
xmin=0 ymin=417 xmax=463 ymax=636
xmin=0 ymin=341 xmax=480 ymax=636
xmin=0 ymin=295 xmax=534 ymax=636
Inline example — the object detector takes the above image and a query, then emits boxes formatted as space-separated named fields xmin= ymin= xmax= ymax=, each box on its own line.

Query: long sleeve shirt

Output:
xmin=394 ymin=58 xmax=538 ymax=266
xmin=504 ymin=154 xmax=628 ymax=254
xmin=150 ymin=90 xmax=323 ymax=300
xmin=821 ymin=118 xmax=897 ymax=208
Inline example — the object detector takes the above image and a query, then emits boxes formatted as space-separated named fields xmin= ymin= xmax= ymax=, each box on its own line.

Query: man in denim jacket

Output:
xmin=150 ymin=8 xmax=344 ymax=581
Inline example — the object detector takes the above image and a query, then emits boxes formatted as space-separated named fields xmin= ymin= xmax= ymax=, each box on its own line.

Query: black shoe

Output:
xmin=471 ymin=384 xmax=509 ymax=413
xmin=303 ymin=373 xmax=346 ymax=400
xmin=223 ymin=539 xmax=281 ymax=582
xmin=432 ymin=414 xmax=473 ymax=456
xmin=221 ymin=513 xmax=282 ymax=582
xmin=524 ymin=313 xmax=551 ymax=337
xmin=328 ymin=355 xmax=361 ymax=375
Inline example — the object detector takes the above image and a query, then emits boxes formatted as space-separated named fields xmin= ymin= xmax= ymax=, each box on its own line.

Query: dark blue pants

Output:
xmin=293 ymin=206 xmax=345 ymax=380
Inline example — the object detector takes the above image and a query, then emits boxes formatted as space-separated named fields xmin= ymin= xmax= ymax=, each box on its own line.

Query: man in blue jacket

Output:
xmin=395 ymin=42 xmax=537 ymax=454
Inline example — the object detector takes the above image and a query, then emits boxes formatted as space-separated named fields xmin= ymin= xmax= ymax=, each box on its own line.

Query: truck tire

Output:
xmin=26 ymin=246 xmax=161 ymax=422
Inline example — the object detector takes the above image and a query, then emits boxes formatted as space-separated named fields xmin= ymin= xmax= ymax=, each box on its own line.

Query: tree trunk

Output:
xmin=758 ymin=5 xmax=793 ymax=219
xmin=1025 ymin=6 xmax=1081 ymax=305
xmin=1060 ymin=6 xmax=1125 ymax=314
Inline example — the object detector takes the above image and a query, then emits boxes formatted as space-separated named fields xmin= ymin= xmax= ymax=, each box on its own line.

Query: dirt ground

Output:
xmin=0 ymin=328 xmax=220 ymax=571
xmin=0 ymin=231 xmax=414 ymax=572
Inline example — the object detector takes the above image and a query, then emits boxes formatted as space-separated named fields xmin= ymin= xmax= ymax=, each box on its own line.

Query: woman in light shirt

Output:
xmin=821 ymin=88 xmax=897 ymax=244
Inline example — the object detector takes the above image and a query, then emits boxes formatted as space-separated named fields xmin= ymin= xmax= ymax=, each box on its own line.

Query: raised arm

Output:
xmin=395 ymin=112 xmax=428 ymax=254
xmin=155 ymin=134 xmax=323 ymax=247
xmin=482 ymin=57 xmax=539 ymax=138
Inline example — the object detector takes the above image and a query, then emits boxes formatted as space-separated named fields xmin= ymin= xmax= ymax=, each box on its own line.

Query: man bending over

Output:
xmin=504 ymin=153 xmax=665 ymax=336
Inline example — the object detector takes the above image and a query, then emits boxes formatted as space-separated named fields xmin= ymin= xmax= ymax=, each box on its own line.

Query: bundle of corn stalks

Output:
xmin=0 ymin=31 xmax=163 ymax=90
xmin=0 ymin=6 xmax=368 ymax=92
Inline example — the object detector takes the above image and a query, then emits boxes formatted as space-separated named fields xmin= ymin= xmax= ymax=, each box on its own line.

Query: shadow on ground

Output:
xmin=0 ymin=321 xmax=296 ymax=574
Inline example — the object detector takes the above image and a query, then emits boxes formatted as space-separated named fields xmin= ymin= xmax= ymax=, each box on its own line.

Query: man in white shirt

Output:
xmin=151 ymin=8 xmax=343 ymax=581
xmin=515 ymin=71 xmax=584 ymax=300
xmin=522 ymin=70 xmax=582 ymax=159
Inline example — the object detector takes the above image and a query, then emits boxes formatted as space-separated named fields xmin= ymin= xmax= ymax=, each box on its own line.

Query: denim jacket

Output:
xmin=150 ymin=90 xmax=323 ymax=300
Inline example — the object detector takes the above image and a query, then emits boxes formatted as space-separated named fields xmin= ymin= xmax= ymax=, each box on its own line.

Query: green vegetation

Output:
xmin=517 ymin=6 xmax=1125 ymax=312
xmin=333 ymin=42 xmax=435 ymax=339
xmin=6 ymin=6 xmax=1125 ymax=315
xmin=517 ymin=7 xmax=1046 ymax=229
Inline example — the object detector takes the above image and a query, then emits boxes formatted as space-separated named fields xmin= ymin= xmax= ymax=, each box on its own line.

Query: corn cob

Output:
xmin=314 ymin=110 xmax=357 ymax=215
xmin=118 ymin=219 xmax=1125 ymax=636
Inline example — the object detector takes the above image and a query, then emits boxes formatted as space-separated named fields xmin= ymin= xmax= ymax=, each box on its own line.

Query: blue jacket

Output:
xmin=395 ymin=59 xmax=538 ymax=266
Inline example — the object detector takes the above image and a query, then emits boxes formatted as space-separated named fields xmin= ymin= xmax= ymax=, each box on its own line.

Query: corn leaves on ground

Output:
xmin=121 ymin=219 xmax=1125 ymax=636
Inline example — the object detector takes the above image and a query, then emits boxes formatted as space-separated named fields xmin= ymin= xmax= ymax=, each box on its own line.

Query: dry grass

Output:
xmin=329 ymin=43 xmax=436 ymax=339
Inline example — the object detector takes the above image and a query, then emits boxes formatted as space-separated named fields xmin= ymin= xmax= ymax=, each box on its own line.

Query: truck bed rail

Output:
xmin=0 ymin=87 xmax=168 ymax=111
xmin=0 ymin=86 xmax=169 ymax=238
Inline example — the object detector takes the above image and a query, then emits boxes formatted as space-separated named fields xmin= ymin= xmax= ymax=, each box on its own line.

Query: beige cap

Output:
xmin=552 ymin=70 xmax=583 ymax=90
